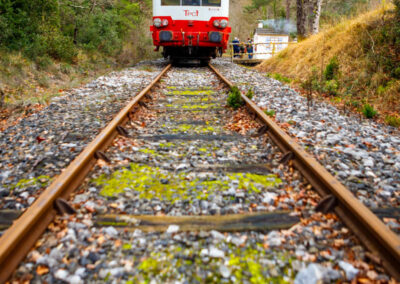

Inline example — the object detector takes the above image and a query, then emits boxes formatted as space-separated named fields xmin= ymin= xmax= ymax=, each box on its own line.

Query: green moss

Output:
xmin=93 ymin=164 xmax=282 ymax=201
xmin=170 ymin=124 xmax=218 ymax=134
xmin=9 ymin=175 xmax=51 ymax=192
xmin=158 ymin=142 xmax=175 ymax=148
xmin=123 ymin=243 xmax=132 ymax=250
xmin=167 ymin=89 xmax=213 ymax=96
xmin=124 ymin=237 xmax=295 ymax=283
xmin=139 ymin=149 xmax=157 ymax=155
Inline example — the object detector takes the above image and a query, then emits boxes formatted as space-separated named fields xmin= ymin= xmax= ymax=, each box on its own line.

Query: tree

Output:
xmin=309 ymin=0 xmax=323 ymax=34
xmin=296 ymin=0 xmax=308 ymax=38
xmin=286 ymin=0 xmax=291 ymax=20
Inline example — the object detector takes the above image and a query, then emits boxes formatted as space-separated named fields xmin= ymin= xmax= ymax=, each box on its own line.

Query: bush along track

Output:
xmin=7 ymin=63 xmax=396 ymax=283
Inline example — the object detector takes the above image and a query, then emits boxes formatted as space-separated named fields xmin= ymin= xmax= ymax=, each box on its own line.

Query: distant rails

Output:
xmin=0 ymin=62 xmax=399 ymax=282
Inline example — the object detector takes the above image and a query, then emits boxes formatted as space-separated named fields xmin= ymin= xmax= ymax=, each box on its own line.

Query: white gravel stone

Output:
xmin=69 ymin=275 xmax=84 ymax=284
xmin=54 ymin=269 xmax=69 ymax=281
xmin=219 ymin=265 xmax=231 ymax=278
xmin=339 ymin=261 xmax=359 ymax=280
xmin=166 ymin=225 xmax=180 ymax=234
xmin=209 ymin=247 xmax=225 ymax=258
xmin=104 ymin=226 xmax=119 ymax=237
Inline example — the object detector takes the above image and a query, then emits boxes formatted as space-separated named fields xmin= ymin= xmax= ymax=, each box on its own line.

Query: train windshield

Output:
xmin=202 ymin=0 xmax=221 ymax=6
xmin=161 ymin=0 xmax=180 ymax=5
xmin=161 ymin=0 xmax=221 ymax=6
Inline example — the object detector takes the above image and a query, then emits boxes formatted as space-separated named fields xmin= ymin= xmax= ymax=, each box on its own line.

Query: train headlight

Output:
xmin=153 ymin=18 xmax=162 ymax=28
xmin=213 ymin=20 xmax=220 ymax=27
xmin=220 ymin=19 xmax=228 ymax=28
xmin=162 ymin=19 xmax=169 ymax=26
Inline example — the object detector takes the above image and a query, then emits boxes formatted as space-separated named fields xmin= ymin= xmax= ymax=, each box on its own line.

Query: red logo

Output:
xmin=184 ymin=10 xmax=199 ymax=16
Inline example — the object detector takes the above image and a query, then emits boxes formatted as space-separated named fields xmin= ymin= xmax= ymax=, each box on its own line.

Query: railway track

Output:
xmin=0 ymin=63 xmax=399 ymax=282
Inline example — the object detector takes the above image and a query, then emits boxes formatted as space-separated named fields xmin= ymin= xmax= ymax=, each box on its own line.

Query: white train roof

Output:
xmin=153 ymin=0 xmax=229 ymax=21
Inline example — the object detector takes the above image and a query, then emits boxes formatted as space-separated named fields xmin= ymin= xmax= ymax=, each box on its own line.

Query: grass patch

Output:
xmin=267 ymin=73 xmax=291 ymax=84
xmin=385 ymin=115 xmax=400 ymax=127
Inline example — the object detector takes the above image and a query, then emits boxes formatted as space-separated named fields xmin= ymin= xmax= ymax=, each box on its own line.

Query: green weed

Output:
xmin=246 ymin=88 xmax=254 ymax=99
xmin=264 ymin=109 xmax=276 ymax=117
xmin=227 ymin=86 xmax=244 ymax=110
xmin=324 ymin=56 xmax=340 ymax=81
xmin=362 ymin=104 xmax=378 ymax=118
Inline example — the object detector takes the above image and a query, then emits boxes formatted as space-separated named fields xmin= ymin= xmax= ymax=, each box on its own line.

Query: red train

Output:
xmin=150 ymin=0 xmax=231 ymax=63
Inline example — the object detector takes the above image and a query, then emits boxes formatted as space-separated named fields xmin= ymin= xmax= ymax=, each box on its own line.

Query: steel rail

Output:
xmin=0 ymin=64 xmax=172 ymax=283
xmin=209 ymin=63 xmax=400 ymax=280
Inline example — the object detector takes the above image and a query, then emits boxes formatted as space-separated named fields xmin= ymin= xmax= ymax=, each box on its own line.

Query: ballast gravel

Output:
xmin=10 ymin=65 xmax=392 ymax=283
xmin=0 ymin=61 xmax=167 ymax=213
xmin=212 ymin=58 xmax=400 ymax=225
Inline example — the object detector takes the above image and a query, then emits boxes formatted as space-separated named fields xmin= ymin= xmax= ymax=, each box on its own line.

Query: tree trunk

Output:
xmin=311 ymin=0 xmax=323 ymax=34
xmin=296 ymin=0 xmax=307 ymax=39
xmin=307 ymin=0 xmax=314 ymax=35
xmin=286 ymin=0 xmax=291 ymax=20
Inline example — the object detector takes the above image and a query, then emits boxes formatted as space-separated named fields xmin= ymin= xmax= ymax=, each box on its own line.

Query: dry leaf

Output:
xmin=36 ymin=265 xmax=49 ymax=275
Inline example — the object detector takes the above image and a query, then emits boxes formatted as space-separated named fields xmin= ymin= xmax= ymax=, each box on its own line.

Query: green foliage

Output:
xmin=392 ymin=67 xmax=400 ymax=79
xmin=227 ymin=86 xmax=244 ymax=110
xmin=301 ymin=66 xmax=321 ymax=92
xmin=361 ymin=103 xmax=378 ymax=118
xmin=35 ymin=56 xmax=53 ymax=70
xmin=268 ymin=73 xmax=291 ymax=84
xmin=324 ymin=57 xmax=340 ymax=81
xmin=324 ymin=79 xmax=339 ymax=96
xmin=264 ymin=109 xmax=275 ymax=117
xmin=246 ymin=88 xmax=254 ymax=99
xmin=0 ymin=0 xmax=150 ymax=62
xmin=385 ymin=115 xmax=400 ymax=127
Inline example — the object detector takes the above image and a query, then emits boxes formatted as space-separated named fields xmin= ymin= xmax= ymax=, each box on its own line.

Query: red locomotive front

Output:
xmin=150 ymin=0 xmax=231 ymax=62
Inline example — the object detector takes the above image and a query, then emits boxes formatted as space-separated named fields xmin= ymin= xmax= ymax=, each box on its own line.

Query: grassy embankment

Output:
xmin=257 ymin=5 xmax=400 ymax=127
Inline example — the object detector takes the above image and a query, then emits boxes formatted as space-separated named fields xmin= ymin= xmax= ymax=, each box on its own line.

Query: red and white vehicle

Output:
xmin=150 ymin=0 xmax=231 ymax=63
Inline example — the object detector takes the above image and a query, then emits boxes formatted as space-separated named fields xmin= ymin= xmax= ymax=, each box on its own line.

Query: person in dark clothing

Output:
xmin=232 ymin=37 xmax=240 ymax=57
xmin=240 ymin=43 xmax=245 ymax=57
xmin=246 ymin=38 xmax=253 ymax=59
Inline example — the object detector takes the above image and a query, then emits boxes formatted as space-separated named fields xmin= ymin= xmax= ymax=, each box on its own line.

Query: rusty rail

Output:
xmin=208 ymin=63 xmax=400 ymax=280
xmin=0 ymin=64 xmax=172 ymax=282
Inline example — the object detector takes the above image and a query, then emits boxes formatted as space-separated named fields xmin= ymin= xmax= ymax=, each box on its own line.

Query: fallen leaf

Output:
xmin=36 ymin=265 xmax=49 ymax=275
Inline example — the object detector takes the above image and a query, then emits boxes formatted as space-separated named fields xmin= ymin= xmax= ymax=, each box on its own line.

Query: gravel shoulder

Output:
xmin=212 ymin=58 xmax=400 ymax=231
xmin=0 ymin=61 xmax=167 ymax=213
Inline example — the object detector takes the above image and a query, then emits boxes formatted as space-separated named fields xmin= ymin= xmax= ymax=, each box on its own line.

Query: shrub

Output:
xmin=264 ymin=109 xmax=276 ymax=117
xmin=385 ymin=115 xmax=400 ymax=127
xmin=35 ymin=56 xmax=53 ymax=70
xmin=227 ymin=86 xmax=244 ymax=110
xmin=60 ymin=63 xmax=72 ymax=74
xmin=246 ymin=88 xmax=254 ymax=99
xmin=324 ymin=56 xmax=340 ymax=81
xmin=392 ymin=67 xmax=400 ymax=79
xmin=361 ymin=104 xmax=378 ymax=118
xmin=301 ymin=66 xmax=321 ymax=92
xmin=324 ymin=80 xmax=339 ymax=96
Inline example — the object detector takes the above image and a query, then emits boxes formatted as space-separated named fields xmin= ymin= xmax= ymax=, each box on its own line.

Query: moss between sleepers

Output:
xmin=93 ymin=163 xmax=282 ymax=202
